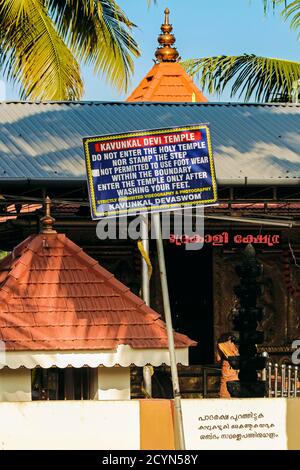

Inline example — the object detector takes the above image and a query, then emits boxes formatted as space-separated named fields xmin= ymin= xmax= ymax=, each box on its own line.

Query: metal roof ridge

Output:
xmin=0 ymin=100 xmax=299 ymax=107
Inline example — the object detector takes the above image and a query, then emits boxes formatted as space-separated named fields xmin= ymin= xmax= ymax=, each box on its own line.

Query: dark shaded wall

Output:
xmin=213 ymin=235 xmax=300 ymax=364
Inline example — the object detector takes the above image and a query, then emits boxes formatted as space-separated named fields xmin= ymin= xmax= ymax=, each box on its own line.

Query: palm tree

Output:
xmin=182 ymin=0 xmax=300 ymax=102
xmin=0 ymin=0 xmax=139 ymax=100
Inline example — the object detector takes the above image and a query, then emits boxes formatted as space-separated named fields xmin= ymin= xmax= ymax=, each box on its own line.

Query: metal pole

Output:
xmin=281 ymin=364 xmax=286 ymax=398
xmin=261 ymin=351 xmax=268 ymax=381
xmin=141 ymin=214 xmax=150 ymax=306
xmin=268 ymin=362 xmax=272 ymax=398
xmin=152 ymin=212 xmax=185 ymax=450
xmin=143 ymin=365 xmax=152 ymax=398
xmin=288 ymin=365 xmax=292 ymax=398
xmin=141 ymin=214 xmax=152 ymax=397
xmin=275 ymin=363 xmax=278 ymax=398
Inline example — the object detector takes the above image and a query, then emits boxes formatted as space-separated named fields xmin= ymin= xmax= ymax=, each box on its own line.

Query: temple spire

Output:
xmin=40 ymin=196 xmax=56 ymax=234
xmin=155 ymin=8 xmax=179 ymax=63
xmin=126 ymin=7 xmax=207 ymax=102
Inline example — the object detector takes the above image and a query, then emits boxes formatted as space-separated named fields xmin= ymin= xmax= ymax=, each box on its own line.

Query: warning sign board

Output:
xmin=83 ymin=124 xmax=218 ymax=219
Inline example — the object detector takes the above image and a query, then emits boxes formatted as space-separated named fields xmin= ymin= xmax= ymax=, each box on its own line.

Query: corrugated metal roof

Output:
xmin=0 ymin=101 xmax=299 ymax=185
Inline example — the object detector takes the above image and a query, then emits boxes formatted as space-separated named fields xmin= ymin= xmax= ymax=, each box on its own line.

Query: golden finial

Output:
xmin=164 ymin=7 xmax=170 ymax=27
xmin=40 ymin=196 xmax=56 ymax=234
xmin=155 ymin=8 xmax=179 ymax=63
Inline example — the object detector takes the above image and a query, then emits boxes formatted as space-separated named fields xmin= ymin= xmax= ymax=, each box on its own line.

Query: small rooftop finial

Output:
xmin=164 ymin=7 xmax=170 ymax=24
xmin=155 ymin=8 xmax=179 ymax=63
xmin=40 ymin=196 xmax=56 ymax=234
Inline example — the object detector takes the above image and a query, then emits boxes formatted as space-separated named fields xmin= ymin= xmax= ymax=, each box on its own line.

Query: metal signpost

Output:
xmin=83 ymin=124 xmax=218 ymax=450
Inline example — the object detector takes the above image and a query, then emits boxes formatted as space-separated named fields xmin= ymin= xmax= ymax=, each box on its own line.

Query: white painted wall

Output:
xmin=0 ymin=366 xmax=131 ymax=402
xmin=0 ymin=368 xmax=31 ymax=402
xmin=0 ymin=401 xmax=140 ymax=449
xmin=97 ymin=367 xmax=130 ymax=400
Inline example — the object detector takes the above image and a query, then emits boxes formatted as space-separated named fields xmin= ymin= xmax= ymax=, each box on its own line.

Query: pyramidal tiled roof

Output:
xmin=0 ymin=232 xmax=195 ymax=351
xmin=126 ymin=62 xmax=208 ymax=103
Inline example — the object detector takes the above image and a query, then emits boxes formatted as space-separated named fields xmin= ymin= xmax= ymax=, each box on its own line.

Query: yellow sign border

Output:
xmin=83 ymin=125 xmax=217 ymax=218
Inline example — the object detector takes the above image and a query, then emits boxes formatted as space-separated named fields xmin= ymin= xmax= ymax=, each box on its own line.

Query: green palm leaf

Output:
xmin=0 ymin=0 xmax=140 ymax=99
xmin=262 ymin=0 xmax=284 ymax=13
xmin=182 ymin=54 xmax=300 ymax=102
xmin=284 ymin=0 xmax=300 ymax=31
xmin=0 ymin=0 xmax=83 ymax=100
xmin=262 ymin=1 xmax=300 ymax=32
xmin=48 ymin=0 xmax=139 ymax=92
xmin=90 ymin=1 xmax=139 ymax=92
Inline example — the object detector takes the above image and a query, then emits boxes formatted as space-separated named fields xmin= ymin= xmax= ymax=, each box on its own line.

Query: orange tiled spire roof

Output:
xmin=126 ymin=8 xmax=207 ymax=103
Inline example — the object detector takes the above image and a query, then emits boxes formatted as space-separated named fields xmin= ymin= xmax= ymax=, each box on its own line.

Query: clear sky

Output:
xmin=1 ymin=0 xmax=300 ymax=102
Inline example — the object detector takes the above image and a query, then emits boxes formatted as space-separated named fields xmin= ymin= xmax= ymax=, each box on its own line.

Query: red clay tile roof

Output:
xmin=126 ymin=62 xmax=207 ymax=103
xmin=0 ymin=233 xmax=195 ymax=351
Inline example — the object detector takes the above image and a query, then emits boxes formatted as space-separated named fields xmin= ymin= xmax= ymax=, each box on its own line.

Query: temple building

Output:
xmin=0 ymin=7 xmax=300 ymax=452
xmin=0 ymin=9 xmax=299 ymax=400
xmin=0 ymin=198 xmax=194 ymax=402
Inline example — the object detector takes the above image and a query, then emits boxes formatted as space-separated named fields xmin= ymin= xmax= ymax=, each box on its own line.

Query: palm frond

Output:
xmin=91 ymin=0 xmax=140 ymax=92
xmin=48 ymin=0 xmax=140 ymax=92
xmin=182 ymin=54 xmax=300 ymax=102
xmin=262 ymin=1 xmax=300 ymax=33
xmin=283 ymin=0 xmax=300 ymax=31
xmin=0 ymin=0 xmax=83 ymax=100
xmin=262 ymin=0 xmax=285 ymax=14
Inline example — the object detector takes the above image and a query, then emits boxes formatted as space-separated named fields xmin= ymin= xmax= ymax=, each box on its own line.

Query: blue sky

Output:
xmin=2 ymin=0 xmax=300 ymax=101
